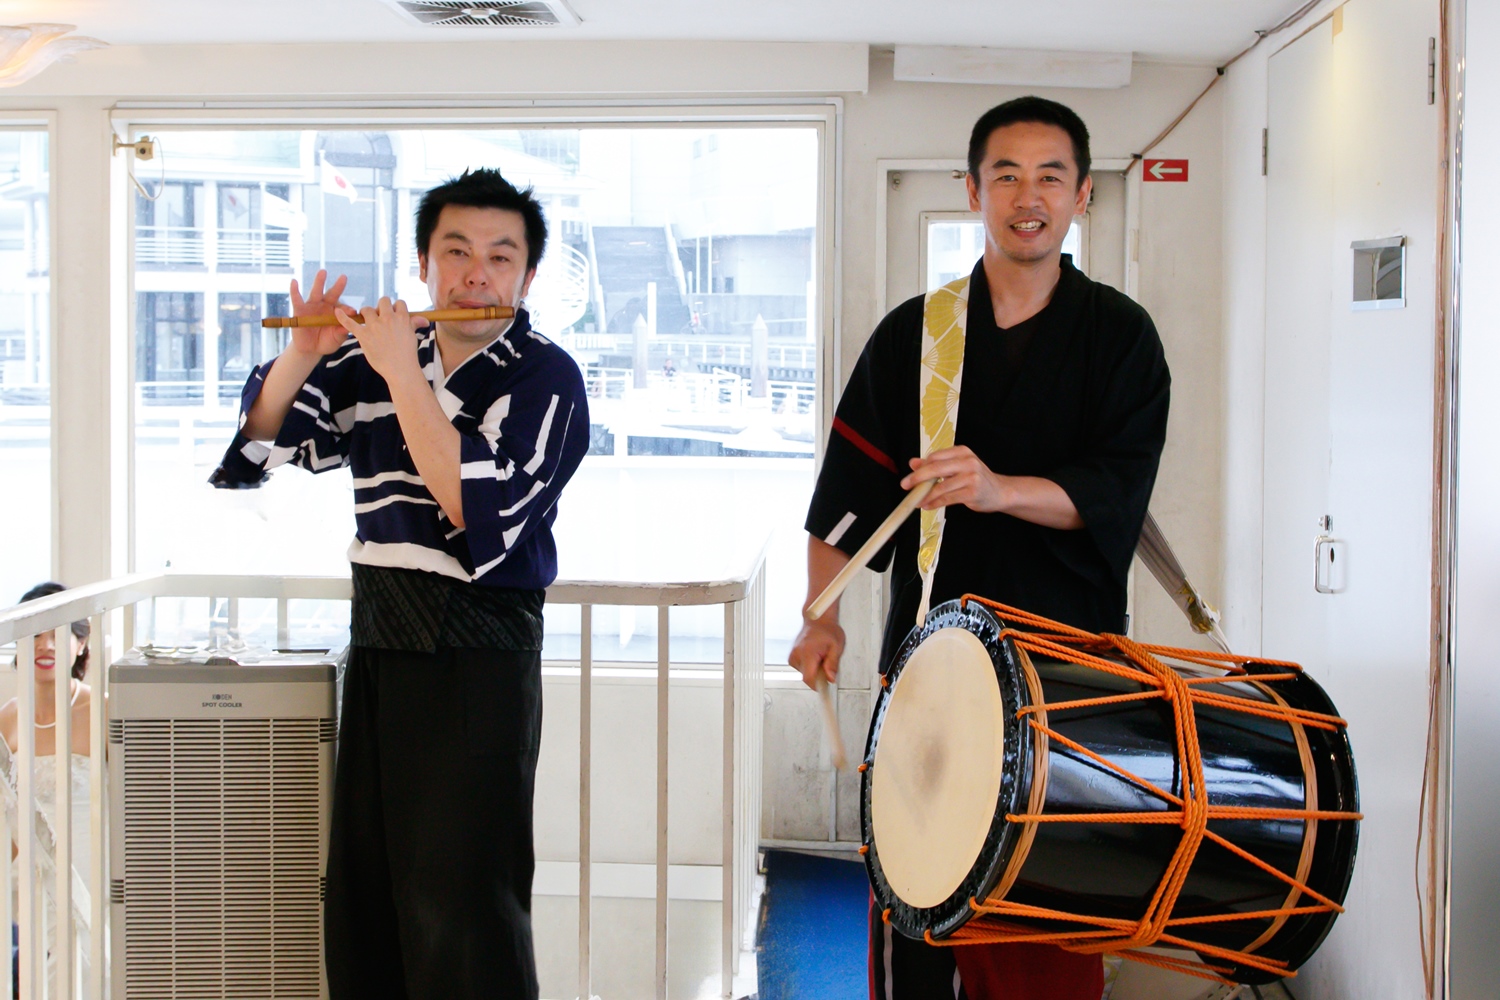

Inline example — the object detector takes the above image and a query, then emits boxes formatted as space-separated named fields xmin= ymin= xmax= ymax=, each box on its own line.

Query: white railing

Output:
xmin=134 ymin=227 xmax=295 ymax=269
xmin=656 ymin=341 xmax=817 ymax=369
xmin=585 ymin=365 xmax=814 ymax=417
xmin=563 ymin=332 xmax=619 ymax=351
xmin=216 ymin=229 xmax=292 ymax=269
xmin=134 ymin=227 xmax=206 ymax=268
xmin=0 ymin=557 xmax=766 ymax=1000
xmin=769 ymin=379 xmax=816 ymax=415
xmin=551 ymin=551 xmax=766 ymax=1000
xmin=27 ymin=232 xmax=47 ymax=276
xmin=566 ymin=337 xmax=815 ymax=370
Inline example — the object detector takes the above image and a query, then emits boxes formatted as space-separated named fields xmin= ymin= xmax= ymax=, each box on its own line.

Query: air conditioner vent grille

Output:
xmin=385 ymin=0 xmax=579 ymax=28
xmin=118 ymin=718 xmax=329 ymax=998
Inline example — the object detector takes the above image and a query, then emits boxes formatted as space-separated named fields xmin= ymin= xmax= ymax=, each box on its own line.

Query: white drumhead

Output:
xmin=871 ymin=626 xmax=1007 ymax=909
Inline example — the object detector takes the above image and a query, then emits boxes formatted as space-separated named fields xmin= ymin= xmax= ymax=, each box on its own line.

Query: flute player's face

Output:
xmin=419 ymin=204 xmax=536 ymax=342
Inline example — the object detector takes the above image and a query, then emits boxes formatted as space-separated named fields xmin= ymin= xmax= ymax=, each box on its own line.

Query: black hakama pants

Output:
xmin=324 ymin=645 xmax=543 ymax=1000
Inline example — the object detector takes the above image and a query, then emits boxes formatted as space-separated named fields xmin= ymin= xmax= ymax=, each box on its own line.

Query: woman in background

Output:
xmin=1 ymin=582 xmax=94 ymax=835
xmin=2 ymin=581 xmax=95 ymax=996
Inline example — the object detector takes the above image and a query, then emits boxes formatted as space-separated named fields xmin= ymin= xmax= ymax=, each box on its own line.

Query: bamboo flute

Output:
xmin=262 ymin=305 xmax=515 ymax=328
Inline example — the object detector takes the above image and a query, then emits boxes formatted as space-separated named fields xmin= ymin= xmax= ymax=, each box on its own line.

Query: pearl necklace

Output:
xmin=33 ymin=679 xmax=80 ymax=729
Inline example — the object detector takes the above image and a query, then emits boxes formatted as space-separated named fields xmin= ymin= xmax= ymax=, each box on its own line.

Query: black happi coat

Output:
xmin=806 ymin=257 xmax=1170 ymax=666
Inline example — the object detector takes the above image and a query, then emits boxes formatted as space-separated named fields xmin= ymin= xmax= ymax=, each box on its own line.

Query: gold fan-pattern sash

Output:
xmin=915 ymin=274 xmax=971 ymax=623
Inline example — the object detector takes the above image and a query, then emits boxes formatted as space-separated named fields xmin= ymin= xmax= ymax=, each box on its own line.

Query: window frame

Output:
xmin=0 ymin=116 xmax=59 ymax=589
xmin=110 ymin=104 xmax=840 ymax=577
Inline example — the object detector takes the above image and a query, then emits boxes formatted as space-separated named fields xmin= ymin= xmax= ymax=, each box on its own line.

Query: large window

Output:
xmin=131 ymin=125 xmax=821 ymax=659
xmin=0 ymin=132 xmax=49 ymax=608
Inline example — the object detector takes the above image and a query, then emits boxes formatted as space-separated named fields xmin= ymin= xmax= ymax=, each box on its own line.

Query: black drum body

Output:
xmin=860 ymin=600 xmax=1359 ymax=985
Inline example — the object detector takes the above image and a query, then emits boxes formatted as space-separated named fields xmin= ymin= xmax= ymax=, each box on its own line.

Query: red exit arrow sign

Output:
xmin=1143 ymin=158 xmax=1189 ymax=182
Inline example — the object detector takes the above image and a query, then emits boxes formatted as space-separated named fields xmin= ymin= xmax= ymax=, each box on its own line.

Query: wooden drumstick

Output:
xmin=261 ymin=306 xmax=515 ymax=328
xmin=804 ymin=479 xmax=935 ymax=772
xmin=804 ymin=478 xmax=936 ymax=621
xmin=815 ymin=675 xmax=847 ymax=771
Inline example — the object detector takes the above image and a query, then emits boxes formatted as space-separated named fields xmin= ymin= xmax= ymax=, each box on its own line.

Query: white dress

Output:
xmin=1 ymin=737 xmax=93 ymax=999
xmin=31 ymin=752 xmax=92 ymax=897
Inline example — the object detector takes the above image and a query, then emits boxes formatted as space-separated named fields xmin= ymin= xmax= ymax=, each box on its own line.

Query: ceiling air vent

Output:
xmin=383 ymin=0 xmax=580 ymax=27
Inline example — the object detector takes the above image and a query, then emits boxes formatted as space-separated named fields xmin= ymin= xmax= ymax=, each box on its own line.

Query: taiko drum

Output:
xmin=859 ymin=598 xmax=1360 ymax=985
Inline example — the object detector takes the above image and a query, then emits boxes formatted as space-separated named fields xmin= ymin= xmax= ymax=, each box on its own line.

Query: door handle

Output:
xmin=1314 ymin=534 xmax=1344 ymax=594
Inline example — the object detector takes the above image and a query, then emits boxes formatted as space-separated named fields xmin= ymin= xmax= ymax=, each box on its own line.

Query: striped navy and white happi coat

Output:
xmin=212 ymin=309 xmax=590 ymax=591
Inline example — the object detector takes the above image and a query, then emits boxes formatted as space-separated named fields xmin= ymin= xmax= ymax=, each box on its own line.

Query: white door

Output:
xmin=1262 ymin=21 xmax=1338 ymax=667
xmin=1262 ymin=8 xmax=1438 ymax=997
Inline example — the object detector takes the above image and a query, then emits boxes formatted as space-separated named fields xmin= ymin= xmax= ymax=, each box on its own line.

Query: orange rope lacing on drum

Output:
xmin=910 ymin=596 xmax=1363 ymax=984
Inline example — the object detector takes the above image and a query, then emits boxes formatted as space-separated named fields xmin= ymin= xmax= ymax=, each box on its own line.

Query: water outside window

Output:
xmin=131 ymin=127 xmax=820 ymax=662
xmin=0 ymin=132 xmax=50 ymax=609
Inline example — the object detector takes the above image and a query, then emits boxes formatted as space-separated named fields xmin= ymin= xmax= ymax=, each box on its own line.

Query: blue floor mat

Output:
xmin=757 ymin=850 xmax=870 ymax=1000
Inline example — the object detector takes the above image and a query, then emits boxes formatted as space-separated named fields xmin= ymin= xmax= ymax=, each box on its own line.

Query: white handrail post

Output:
xmin=721 ymin=599 xmax=735 ymax=999
xmin=0 ymin=641 xmax=10 ymax=1000
xmin=18 ymin=632 xmax=36 ymax=999
xmin=89 ymin=614 xmax=106 ymax=1000
xmin=578 ymin=604 xmax=592 ymax=1000
xmin=276 ymin=597 xmax=289 ymax=650
xmin=751 ymin=569 xmax=765 ymax=961
xmin=0 ymin=646 xmax=11 ymax=1000
xmin=656 ymin=604 xmax=669 ymax=1000
xmin=54 ymin=625 xmax=74 ymax=1000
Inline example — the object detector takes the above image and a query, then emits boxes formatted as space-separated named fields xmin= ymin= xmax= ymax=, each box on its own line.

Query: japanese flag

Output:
xmin=320 ymin=155 xmax=359 ymax=204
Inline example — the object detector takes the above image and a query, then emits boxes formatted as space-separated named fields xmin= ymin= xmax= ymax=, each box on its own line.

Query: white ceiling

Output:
xmin=0 ymin=0 xmax=1301 ymax=64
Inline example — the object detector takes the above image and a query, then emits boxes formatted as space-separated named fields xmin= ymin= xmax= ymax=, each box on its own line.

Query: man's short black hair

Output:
xmin=967 ymin=96 xmax=1092 ymax=187
xmin=415 ymin=167 xmax=548 ymax=272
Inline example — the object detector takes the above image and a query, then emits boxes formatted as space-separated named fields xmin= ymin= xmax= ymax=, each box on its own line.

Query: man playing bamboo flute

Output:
xmin=211 ymin=168 xmax=589 ymax=1000
xmin=790 ymin=97 xmax=1171 ymax=999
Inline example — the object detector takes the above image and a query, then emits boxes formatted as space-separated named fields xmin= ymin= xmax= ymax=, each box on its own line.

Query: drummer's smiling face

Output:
xmin=967 ymin=121 xmax=1091 ymax=267
xmin=419 ymin=204 xmax=536 ymax=346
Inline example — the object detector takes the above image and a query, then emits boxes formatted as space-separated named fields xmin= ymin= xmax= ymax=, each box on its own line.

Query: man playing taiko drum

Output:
xmin=790 ymin=96 xmax=1171 ymax=999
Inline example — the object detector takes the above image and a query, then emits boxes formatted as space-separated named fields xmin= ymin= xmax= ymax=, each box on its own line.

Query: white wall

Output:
xmin=1220 ymin=29 xmax=1273 ymax=653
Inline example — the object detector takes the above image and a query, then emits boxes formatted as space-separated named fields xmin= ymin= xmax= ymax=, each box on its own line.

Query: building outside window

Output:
xmin=136 ymin=291 xmax=204 ymax=385
xmin=135 ymin=180 xmax=201 ymax=268
xmin=0 ymin=131 xmax=49 ymax=607
xmin=131 ymin=125 xmax=821 ymax=660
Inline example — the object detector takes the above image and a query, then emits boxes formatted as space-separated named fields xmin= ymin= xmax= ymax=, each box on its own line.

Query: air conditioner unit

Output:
xmin=108 ymin=648 xmax=339 ymax=999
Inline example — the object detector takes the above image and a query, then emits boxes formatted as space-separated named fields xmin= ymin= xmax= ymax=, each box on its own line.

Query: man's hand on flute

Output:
xmin=335 ymin=296 xmax=424 ymax=385
xmin=288 ymin=269 xmax=354 ymax=358
xmin=242 ymin=269 xmax=352 ymax=441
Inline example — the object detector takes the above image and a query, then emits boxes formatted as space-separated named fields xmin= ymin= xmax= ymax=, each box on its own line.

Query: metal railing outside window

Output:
xmin=134 ymin=226 xmax=205 ymax=268
xmin=215 ymin=229 xmax=292 ymax=269
xmin=135 ymin=227 xmax=295 ymax=270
